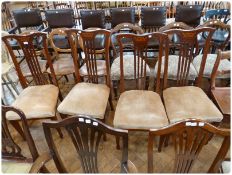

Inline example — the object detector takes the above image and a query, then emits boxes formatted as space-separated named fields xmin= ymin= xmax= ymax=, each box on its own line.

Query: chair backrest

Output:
xmin=163 ymin=27 xmax=215 ymax=87
xmin=140 ymin=6 xmax=166 ymax=32
xmin=204 ymin=9 xmax=230 ymax=24
xmin=110 ymin=7 xmax=135 ymax=28
xmin=148 ymin=119 xmax=230 ymax=173
xmin=2 ymin=32 xmax=58 ymax=89
xmin=66 ymin=29 xmax=111 ymax=86
xmin=175 ymin=5 xmax=203 ymax=27
xmin=2 ymin=105 xmax=39 ymax=161
xmin=211 ymin=50 xmax=231 ymax=89
xmin=45 ymin=9 xmax=75 ymax=29
xmin=116 ymin=32 xmax=169 ymax=94
xmin=159 ymin=22 xmax=193 ymax=32
xmin=80 ymin=10 xmax=105 ymax=30
xmin=43 ymin=115 xmax=129 ymax=173
xmin=199 ymin=20 xmax=230 ymax=51
xmin=12 ymin=8 xmax=43 ymax=33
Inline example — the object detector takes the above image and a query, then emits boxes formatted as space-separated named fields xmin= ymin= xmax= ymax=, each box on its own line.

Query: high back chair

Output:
xmin=210 ymin=50 xmax=230 ymax=126
xmin=148 ymin=119 xmax=230 ymax=173
xmin=175 ymin=5 xmax=203 ymax=27
xmin=113 ymin=32 xmax=169 ymax=132
xmin=2 ymin=105 xmax=47 ymax=173
xmin=110 ymin=7 xmax=136 ymax=28
xmin=48 ymin=28 xmax=75 ymax=83
xmin=193 ymin=20 xmax=230 ymax=80
xmin=40 ymin=115 xmax=137 ymax=173
xmin=140 ymin=6 xmax=166 ymax=32
xmin=57 ymin=29 xmax=113 ymax=122
xmin=161 ymin=28 xmax=223 ymax=126
xmin=2 ymin=32 xmax=63 ymax=138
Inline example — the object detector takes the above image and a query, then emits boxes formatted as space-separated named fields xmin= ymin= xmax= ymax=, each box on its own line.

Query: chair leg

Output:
xmin=51 ymin=116 xmax=63 ymax=138
xmin=158 ymin=135 xmax=165 ymax=152
xmin=116 ymin=136 xmax=120 ymax=150
xmin=113 ymin=80 xmax=118 ymax=99
xmin=10 ymin=121 xmax=26 ymax=140
xmin=108 ymin=93 xmax=114 ymax=111
xmin=64 ymin=75 xmax=69 ymax=82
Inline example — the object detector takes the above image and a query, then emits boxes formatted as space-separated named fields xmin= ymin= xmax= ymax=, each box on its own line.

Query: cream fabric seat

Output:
xmin=163 ymin=86 xmax=223 ymax=124
xmin=193 ymin=54 xmax=230 ymax=78
xmin=6 ymin=85 xmax=59 ymax=120
xmin=113 ymin=90 xmax=169 ymax=129
xmin=58 ymin=82 xmax=110 ymax=119
xmin=111 ymin=54 xmax=150 ymax=81
xmin=154 ymin=55 xmax=198 ymax=80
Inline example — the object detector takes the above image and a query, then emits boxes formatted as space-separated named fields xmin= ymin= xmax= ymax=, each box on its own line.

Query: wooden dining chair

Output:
xmin=57 ymin=29 xmax=113 ymax=122
xmin=48 ymin=28 xmax=75 ymax=82
xmin=162 ymin=27 xmax=223 ymax=127
xmin=2 ymin=32 xmax=63 ymax=139
xmin=210 ymin=50 xmax=231 ymax=127
xmin=110 ymin=23 xmax=144 ymax=98
xmin=2 ymin=105 xmax=48 ymax=173
xmin=193 ymin=20 xmax=230 ymax=80
xmin=31 ymin=115 xmax=137 ymax=173
xmin=148 ymin=119 xmax=230 ymax=173
xmin=113 ymin=32 xmax=170 ymax=131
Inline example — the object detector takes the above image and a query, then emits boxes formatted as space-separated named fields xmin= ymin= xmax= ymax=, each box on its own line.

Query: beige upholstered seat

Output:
xmin=80 ymin=60 xmax=106 ymax=76
xmin=113 ymin=90 xmax=169 ymax=129
xmin=111 ymin=54 xmax=150 ymax=80
xmin=163 ymin=86 xmax=223 ymax=123
xmin=58 ymin=82 xmax=110 ymax=119
xmin=193 ymin=54 xmax=230 ymax=78
xmin=6 ymin=85 xmax=59 ymax=120
xmin=154 ymin=55 xmax=198 ymax=80
xmin=47 ymin=55 xmax=75 ymax=76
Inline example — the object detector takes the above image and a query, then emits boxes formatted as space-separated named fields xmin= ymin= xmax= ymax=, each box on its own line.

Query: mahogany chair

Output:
xmin=58 ymin=29 xmax=114 ymax=122
xmin=162 ymin=27 xmax=223 ymax=126
xmin=140 ymin=6 xmax=167 ymax=32
xmin=113 ymin=32 xmax=170 ymax=131
xmin=2 ymin=32 xmax=63 ymax=139
xmin=210 ymin=50 xmax=231 ymax=127
xmin=30 ymin=115 xmax=137 ymax=173
xmin=193 ymin=20 xmax=230 ymax=79
xmin=110 ymin=23 xmax=144 ymax=98
xmin=148 ymin=119 xmax=230 ymax=173
xmin=48 ymin=28 xmax=75 ymax=82
xmin=2 ymin=105 xmax=46 ymax=173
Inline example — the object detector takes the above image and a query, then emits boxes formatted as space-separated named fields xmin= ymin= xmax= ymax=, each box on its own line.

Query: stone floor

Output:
xmin=2 ymin=74 xmax=231 ymax=173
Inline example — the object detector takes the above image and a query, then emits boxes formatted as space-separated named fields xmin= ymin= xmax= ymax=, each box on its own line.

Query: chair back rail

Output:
xmin=43 ymin=115 xmax=129 ymax=173
xmin=148 ymin=119 xmax=230 ymax=173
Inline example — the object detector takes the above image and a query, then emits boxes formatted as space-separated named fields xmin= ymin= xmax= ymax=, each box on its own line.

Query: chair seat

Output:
xmin=163 ymin=86 xmax=223 ymax=123
xmin=57 ymin=82 xmax=110 ymax=119
xmin=80 ymin=60 xmax=106 ymax=76
xmin=154 ymin=55 xmax=198 ymax=80
xmin=47 ymin=56 xmax=75 ymax=76
xmin=193 ymin=54 xmax=230 ymax=78
xmin=7 ymin=85 xmax=59 ymax=120
xmin=111 ymin=54 xmax=150 ymax=81
xmin=113 ymin=90 xmax=169 ymax=130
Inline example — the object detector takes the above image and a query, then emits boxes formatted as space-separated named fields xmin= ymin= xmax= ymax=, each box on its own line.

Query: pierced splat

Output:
xmin=43 ymin=116 xmax=129 ymax=173
xmin=148 ymin=119 xmax=230 ymax=173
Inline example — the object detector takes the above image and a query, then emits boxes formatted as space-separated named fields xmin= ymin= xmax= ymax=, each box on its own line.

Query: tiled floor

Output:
xmin=2 ymin=74 xmax=230 ymax=173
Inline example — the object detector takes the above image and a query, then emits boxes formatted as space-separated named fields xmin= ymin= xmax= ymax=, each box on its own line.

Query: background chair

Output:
xmin=148 ymin=119 xmax=230 ymax=173
xmin=40 ymin=115 xmax=137 ymax=173
xmin=80 ymin=10 xmax=106 ymax=29
xmin=2 ymin=32 xmax=63 ymax=139
xmin=203 ymin=9 xmax=230 ymax=24
xmin=140 ymin=6 xmax=166 ymax=32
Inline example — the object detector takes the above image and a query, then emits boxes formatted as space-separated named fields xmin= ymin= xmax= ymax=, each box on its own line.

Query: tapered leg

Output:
xmin=116 ymin=136 xmax=120 ymax=150
xmin=10 ymin=121 xmax=26 ymax=140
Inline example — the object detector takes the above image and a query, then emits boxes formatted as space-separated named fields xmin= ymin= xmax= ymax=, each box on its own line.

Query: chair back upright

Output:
xmin=43 ymin=115 xmax=129 ymax=173
xmin=2 ymin=105 xmax=39 ymax=161
xmin=148 ymin=119 xmax=230 ymax=173
xmin=2 ymin=32 xmax=58 ymax=89
xmin=163 ymin=27 xmax=215 ymax=88
xmin=66 ymin=29 xmax=111 ymax=86
xmin=116 ymin=32 xmax=169 ymax=94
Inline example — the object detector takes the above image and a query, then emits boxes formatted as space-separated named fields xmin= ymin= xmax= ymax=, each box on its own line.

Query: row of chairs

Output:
xmin=2 ymin=105 xmax=230 ymax=173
